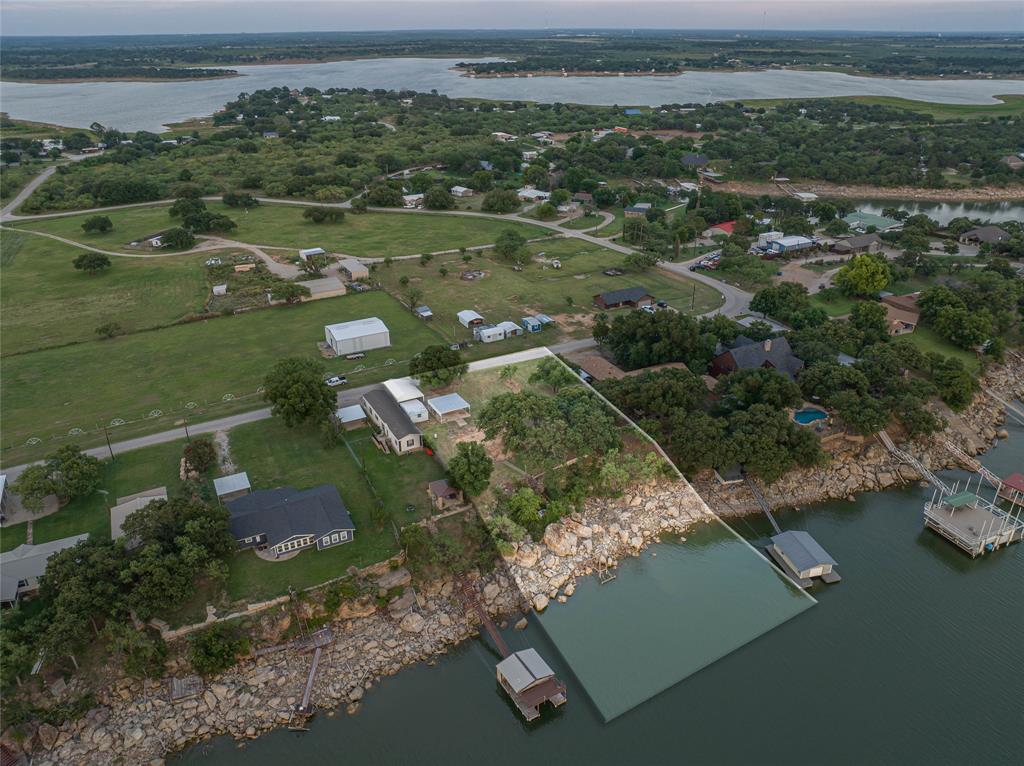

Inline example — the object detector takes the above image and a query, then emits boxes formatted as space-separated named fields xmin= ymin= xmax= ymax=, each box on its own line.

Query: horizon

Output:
xmin=2 ymin=1 xmax=1022 ymax=37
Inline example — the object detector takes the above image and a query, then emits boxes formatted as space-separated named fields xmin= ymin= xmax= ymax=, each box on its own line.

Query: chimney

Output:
xmin=763 ymin=339 xmax=772 ymax=352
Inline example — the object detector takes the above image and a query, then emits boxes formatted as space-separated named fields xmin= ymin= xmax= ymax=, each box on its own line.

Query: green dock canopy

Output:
xmin=945 ymin=491 xmax=978 ymax=509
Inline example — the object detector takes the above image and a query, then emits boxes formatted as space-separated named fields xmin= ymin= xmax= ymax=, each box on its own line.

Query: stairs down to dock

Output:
xmin=876 ymin=431 xmax=951 ymax=494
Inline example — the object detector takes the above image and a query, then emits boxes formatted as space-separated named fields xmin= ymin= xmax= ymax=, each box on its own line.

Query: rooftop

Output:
xmin=213 ymin=472 xmax=251 ymax=498
xmin=383 ymin=377 xmax=424 ymax=404
xmin=771 ymin=530 xmax=837 ymax=572
xmin=325 ymin=316 xmax=389 ymax=343
xmin=227 ymin=485 xmax=354 ymax=548
xmin=722 ymin=336 xmax=803 ymax=379
xmin=363 ymin=388 xmax=420 ymax=440
xmin=496 ymin=649 xmax=555 ymax=693
xmin=427 ymin=393 xmax=471 ymax=416
xmin=596 ymin=286 xmax=652 ymax=304
xmin=1 ymin=534 xmax=90 ymax=602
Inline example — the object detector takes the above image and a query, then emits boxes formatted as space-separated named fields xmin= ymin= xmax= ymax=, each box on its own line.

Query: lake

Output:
xmin=3 ymin=58 xmax=1024 ymax=132
xmin=175 ymin=417 xmax=1024 ymax=766
xmin=849 ymin=199 xmax=1024 ymax=225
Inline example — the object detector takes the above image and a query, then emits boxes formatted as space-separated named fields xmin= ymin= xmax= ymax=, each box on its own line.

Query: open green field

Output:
xmin=0 ymin=291 xmax=443 ymax=463
xmin=739 ymin=95 xmax=1024 ymax=121
xmin=810 ymin=291 xmax=860 ymax=318
xmin=0 ymin=231 xmax=208 ymax=355
xmin=0 ymin=439 xmax=188 ymax=553
xmin=13 ymin=202 xmax=548 ymax=259
xmin=561 ymin=213 xmax=606 ymax=231
xmin=376 ymin=237 xmax=722 ymax=345
xmin=1 ymin=163 xmax=48 ymax=204
xmin=223 ymin=419 xmax=446 ymax=602
xmin=902 ymin=326 xmax=981 ymax=376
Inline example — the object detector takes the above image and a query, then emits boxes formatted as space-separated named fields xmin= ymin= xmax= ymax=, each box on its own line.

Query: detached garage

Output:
xmin=324 ymin=317 xmax=391 ymax=356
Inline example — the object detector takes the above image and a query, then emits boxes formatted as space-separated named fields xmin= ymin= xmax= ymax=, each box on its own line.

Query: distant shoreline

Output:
xmin=1 ymin=72 xmax=240 ymax=85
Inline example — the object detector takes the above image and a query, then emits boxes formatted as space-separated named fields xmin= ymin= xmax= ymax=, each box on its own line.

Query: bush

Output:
xmin=81 ymin=215 xmax=113 ymax=233
xmin=183 ymin=437 xmax=218 ymax=473
xmin=187 ymin=625 xmax=247 ymax=676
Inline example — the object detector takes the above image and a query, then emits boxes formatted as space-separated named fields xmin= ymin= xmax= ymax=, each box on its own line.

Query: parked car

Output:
xmin=640 ymin=305 xmax=656 ymax=314
xmin=325 ymin=376 xmax=349 ymax=387
xmin=602 ymin=268 xmax=624 ymax=276
xmin=656 ymin=300 xmax=668 ymax=309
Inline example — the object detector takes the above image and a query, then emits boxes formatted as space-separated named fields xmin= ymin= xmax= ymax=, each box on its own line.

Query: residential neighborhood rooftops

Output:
xmin=961 ymin=225 xmax=1010 ymax=244
xmin=214 ymin=472 xmax=251 ymax=498
xmin=716 ymin=336 xmax=804 ymax=380
xmin=1 ymin=534 xmax=89 ymax=604
xmin=325 ymin=317 xmax=389 ymax=344
xmin=226 ymin=485 xmax=354 ymax=550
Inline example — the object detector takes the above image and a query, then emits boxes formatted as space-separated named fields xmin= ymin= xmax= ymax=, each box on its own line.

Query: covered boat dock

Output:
xmin=924 ymin=480 xmax=1024 ymax=557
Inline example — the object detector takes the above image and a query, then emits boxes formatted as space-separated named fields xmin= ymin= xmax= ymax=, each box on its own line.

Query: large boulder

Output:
xmin=532 ymin=594 xmax=549 ymax=612
xmin=387 ymin=589 xmax=417 ymax=618
xmin=515 ymin=545 xmax=540 ymax=568
xmin=376 ymin=567 xmax=412 ymax=591
xmin=542 ymin=525 xmax=578 ymax=557
xmin=399 ymin=612 xmax=425 ymax=633
xmin=37 ymin=723 xmax=59 ymax=751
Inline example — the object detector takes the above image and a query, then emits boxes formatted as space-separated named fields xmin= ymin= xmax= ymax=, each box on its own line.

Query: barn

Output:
xmin=324 ymin=317 xmax=391 ymax=356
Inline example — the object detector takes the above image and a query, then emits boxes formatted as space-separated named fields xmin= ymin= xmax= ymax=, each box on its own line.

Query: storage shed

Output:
xmin=496 ymin=320 xmax=524 ymax=338
xmin=457 ymin=310 xmax=485 ymax=328
xmin=769 ymin=530 xmax=838 ymax=580
xmin=474 ymin=324 xmax=506 ymax=343
xmin=297 ymin=276 xmax=346 ymax=301
xmin=427 ymin=393 xmax=471 ymax=422
xmin=299 ymin=247 xmax=326 ymax=261
xmin=338 ymin=259 xmax=369 ymax=281
xmin=522 ymin=316 xmax=543 ymax=333
xmin=324 ymin=317 xmax=391 ymax=356
xmin=214 ymin=472 xmax=251 ymax=502
xmin=335 ymin=404 xmax=368 ymax=429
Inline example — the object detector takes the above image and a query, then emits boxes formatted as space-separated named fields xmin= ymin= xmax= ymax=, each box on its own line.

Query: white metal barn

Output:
xmin=324 ymin=317 xmax=391 ymax=356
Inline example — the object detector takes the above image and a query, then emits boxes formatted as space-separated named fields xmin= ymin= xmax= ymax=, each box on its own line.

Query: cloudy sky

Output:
xmin=2 ymin=0 xmax=1022 ymax=36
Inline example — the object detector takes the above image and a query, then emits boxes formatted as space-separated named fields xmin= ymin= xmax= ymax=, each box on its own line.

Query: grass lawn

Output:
xmin=0 ymin=439 xmax=188 ymax=553
xmin=810 ymin=291 xmax=860 ymax=317
xmin=0 ymin=231 xmax=209 ymax=355
xmin=596 ymin=208 xmax=626 ymax=238
xmin=0 ymin=291 xmax=443 ymax=464
xmin=377 ymin=237 xmax=722 ymax=346
xmin=14 ymin=202 xmax=548 ymax=259
xmin=559 ymin=213 xmax=604 ymax=231
xmin=223 ymin=418 xmax=445 ymax=602
xmin=902 ymin=326 xmax=981 ymax=375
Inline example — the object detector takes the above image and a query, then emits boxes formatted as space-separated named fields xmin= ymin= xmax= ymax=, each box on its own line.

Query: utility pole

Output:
xmin=103 ymin=426 xmax=115 ymax=461
xmin=183 ymin=417 xmax=192 ymax=444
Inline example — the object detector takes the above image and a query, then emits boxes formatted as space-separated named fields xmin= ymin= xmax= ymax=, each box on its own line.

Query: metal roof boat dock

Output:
xmin=924 ymin=478 xmax=1024 ymax=557
xmin=766 ymin=530 xmax=841 ymax=588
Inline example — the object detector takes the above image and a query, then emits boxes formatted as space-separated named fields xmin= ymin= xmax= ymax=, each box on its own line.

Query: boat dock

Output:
xmin=457 ymin=577 xmax=566 ymax=722
xmin=924 ymin=478 xmax=1024 ymax=557
xmin=765 ymin=530 xmax=841 ymax=588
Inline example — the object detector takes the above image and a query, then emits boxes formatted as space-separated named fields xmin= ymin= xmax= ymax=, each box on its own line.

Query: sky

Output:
xmin=1 ymin=0 xmax=1022 ymax=37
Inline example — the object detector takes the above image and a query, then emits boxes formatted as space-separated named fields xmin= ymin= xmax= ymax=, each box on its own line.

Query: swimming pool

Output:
xmin=793 ymin=407 xmax=828 ymax=425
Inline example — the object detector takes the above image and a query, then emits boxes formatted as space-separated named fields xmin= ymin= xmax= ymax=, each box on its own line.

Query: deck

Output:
xmin=924 ymin=484 xmax=1024 ymax=557
xmin=499 ymin=675 xmax=568 ymax=722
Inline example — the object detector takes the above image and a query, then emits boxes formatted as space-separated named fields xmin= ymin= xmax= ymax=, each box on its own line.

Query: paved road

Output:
xmin=659 ymin=254 xmax=754 ymax=317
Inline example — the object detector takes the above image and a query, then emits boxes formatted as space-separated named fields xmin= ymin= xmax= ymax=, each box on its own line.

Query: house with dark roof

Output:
xmin=681 ymin=153 xmax=710 ymax=167
xmin=709 ymin=336 xmax=804 ymax=380
xmin=226 ymin=485 xmax=354 ymax=558
xmin=362 ymin=388 xmax=423 ymax=454
xmin=960 ymin=225 xmax=1010 ymax=246
xmin=593 ymin=287 xmax=654 ymax=310
xmin=831 ymin=233 xmax=883 ymax=255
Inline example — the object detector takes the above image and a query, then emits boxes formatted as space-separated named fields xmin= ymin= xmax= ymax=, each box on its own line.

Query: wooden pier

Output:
xmin=457 ymin=576 xmax=566 ymax=722
xmin=924 ymin=478 xmax=1024 ymax=557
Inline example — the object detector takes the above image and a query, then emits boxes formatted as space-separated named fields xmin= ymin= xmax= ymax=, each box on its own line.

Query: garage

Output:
xmin=324 ymin=317 xmax=391 ymax=356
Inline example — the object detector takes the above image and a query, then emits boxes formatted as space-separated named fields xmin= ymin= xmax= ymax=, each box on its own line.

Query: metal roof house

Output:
xmin=214 ymin=472 xmax=251 ymax=502
xmin=522 ymin=316 xmax=543 ymax=333
xmin=767 ymin=530 xmax=840 ymax=587
xmin=842 ymin=211 xmax=902 ymax=234
xmin=473 ymin=324 xmax=507 ymax=343
xmin=496 ymin=320 xmax=524 ymax=338
xmin=324 ymin=317 xmax=391 ymax=356
xmin=110 ymin=487 xmax=167 ymax=544
xmin=296 ymin=276 xmax=346 ymax=301
xmin=226 ymin=485 xmax=355 ymax=559
xmin=383 ymin=377 xmax=424 ymax=404
xmin=362 ymin=388 xmax=423 ymax=454
xmin=767 ymin=235 xmax=815 ymax=254
xmin=0 ymin=534 xmax=89 ymax=606
xmin=495 ymin=649 xmax=567 ymax=722
xmin=959 ymin=225 xmax=1010 ymax=245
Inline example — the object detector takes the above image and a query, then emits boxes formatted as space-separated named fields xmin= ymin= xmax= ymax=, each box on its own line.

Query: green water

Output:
xmin=177 ymin=425 xmax=1023 ymax=765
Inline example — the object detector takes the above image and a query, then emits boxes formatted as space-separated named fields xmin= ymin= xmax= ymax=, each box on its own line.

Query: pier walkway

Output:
xmin=744 ymin=477 xmax=781 ymax=534
xmin=983 ymin=388 xmax=1024 ymax=427
xmin=876 ymin=431 xmax=951 ymax=494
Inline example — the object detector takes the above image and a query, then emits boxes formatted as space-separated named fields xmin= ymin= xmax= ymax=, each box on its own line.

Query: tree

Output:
xmin=471 ymin=170 xmax=494 ymax=192
xmin=188 ymin=624 xmax=247 ymax=676
xmin=81 ymin=215 xmax=113 ymax=233
xmin=303 ymin=206 xmax=344 ymax=224
xmin=448 ymin=442 xmax=494 ymax=496
xmin=424 ymin=185 xmax=455 ymax=210
xmin=714 ymin=368 xmax=802 ymax=412
xmin=222 ymin=191 xmax=259 ymax=208
xmin=481 ymin=189 xmax=520 ymax=214
xmin=499 ymin=364 xmax=518 ymax=386
xmin=169 ymin=197 xmax=206 ymax=219
xmin=834 ymin=253 xmax=891 ymax=296
xmin=528 ymin=357 xmax=579 ymax=393
xmin=102 ymin=622 xmax=167 ymax=679
xmin=262 ymin=357 xmax=335 ymax=427
xmin=183 ymin=438 xmax=218 ymax=473
xmin=300 ymin=252 xmax=334 ymax=277
xmin=271 ymin=282 xmax=311 ymax=304
xmin=163 ymin=227 xmax=195 ymax=249
xmin=11 ymin=463 xmax=59 ymax=514
xmin=849 ymin=301 xmax=889 ymax=346
xmin=73 ymin=252 xmax=111 ymax=275
xmin=493 ymin=229 xmax=526 ymax=261
xmin=625 ymin=250 xmax=660 ymax=271
xmin=409 ymin=345 xmax=468 ymax=388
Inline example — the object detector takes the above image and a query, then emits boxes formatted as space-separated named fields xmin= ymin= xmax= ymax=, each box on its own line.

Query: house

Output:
xmin=383 ymin=377 xmax=424 ymax=405
xmin=110 ymin=487 xmax=167 ymax=543
xmin=262 ymin=131 xmax=279 ymax=139
xmin=496 ymin=320 xmax=524 ymax=338
xmin=624 ymin=204 xmax=651 ymax=218
xmin=362 ymin=388 xmax=423 ymax=454
xmin=401 ymin=398 xmax=430 ymax=423
xmin=214 ymin=472 xmax=251 ymax=502
xmin=557 ymin=202 xmax=578 ymax=215
xmin=457 ymin=309 xmax=485 ymax=328
xmin=703 ymin=220 xmax=736 ymax=238
xmin=337 ymin=258 xmax=369 ymax=281
xmin=881 ymin=292 xmax=921 ymax=335
xmin=516 ymin=187 xmax=551 ymax=202
xmin=623 ymin=108 xmax=642 ymax=116
xmin=491 ymin=131 xmax=518 ymax=142
xmin=793 ymin=192 xmax=818 ymax=203
xmin=495 ymin=648 xmax=566 ymax=720
xmin=450 ymin=185 xmax=474 ymax=197
xmin=427 ymin=393 xmax=472 ymax=422
xmin=593 ymin=287 xmax=654 ymax=310
xmin=767 ymin=235 xmax=815 ymax=255
xmin=681 ymin=153 xmax=709 ymax=167
xmin=572 ymin=192 xmax=593 ymax=204
xmin=474 ymin=324 xmax=507 ymax=343
xmin=427 ymin=479 xmax=463 ymax=511
xmin=479 ymin=160 xmax=494 ymax=171
xmin=335 ymin=403 xmax=368 ymax=429
xmin=881 ymin=292 xmax=921 ymax=314
xmin=521 ymin=316 xmax=543 ymax=333
xmin=572 ymin=354 xmax=628 ymax=381
xmin=297 ymin=276 xmax=346 ymax=301
xmin=324 ymin=317 xmax=391 ymax=356
xmin=227 ymin=485 xmax=355 ymax=558
xmin=832 ymin=233 xmax=883 ymax=255
xmin=1000 ymin=155 xmax=1024 ymax=171
xmin=299 ymin=247 xmax=326 ymax=262
xmin=522 ymin=150 xmax=539 ymax=161
xmin=959 ymin=225 xmax=1010 ymax=245
xmin=768 ymin=530 xmax=839 ymax=583
xmin=709 ymin=337 xmax=804 ymax=380
xmin=842 ymin=211 xmax=902 ymax=234
xmin=415 ymin=305 xmax=434 ymax=320
xmin=0 ymin=535 xmax=89 ymax=607
xmin=756 ymin=231 xmax=784 ymax=248
xmin=402 ymin=193 xmax=424 ymax=208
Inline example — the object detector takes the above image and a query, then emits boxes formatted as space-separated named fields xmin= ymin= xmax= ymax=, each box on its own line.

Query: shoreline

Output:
xmin=720 ymin=180 xmax=1024 ymax=202
xmin=1 ymin=73 xmax=240 ymax=85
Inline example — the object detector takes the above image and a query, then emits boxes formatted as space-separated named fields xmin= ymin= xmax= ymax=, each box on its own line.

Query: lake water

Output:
xmin=850 ymin=199 xmax=1024 ymax=225
xmin=175 ymin=417 xmax=1024 ymax=765
xmin=3 ymin=58 xmax=1024 ymax=132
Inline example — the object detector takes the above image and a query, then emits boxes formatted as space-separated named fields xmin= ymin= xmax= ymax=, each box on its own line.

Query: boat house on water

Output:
xmin=766 ymin=530 xmax=841 ymax=588
xmin=924 ymin=479 xmax=1024 ymax=557
xmin=495 ymin=649 xmax=567 ymax=722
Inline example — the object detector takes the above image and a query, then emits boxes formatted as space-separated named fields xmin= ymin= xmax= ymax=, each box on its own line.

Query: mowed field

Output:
xmin=0 ymin=291 xmax=443 ymax=457
xmin=13 ymin=202 xmax=549 ymax=258
xmin=1 ymin=231 xmax=209 ymax=355
xmin=376 ymin=237 xmax=723 ymax=344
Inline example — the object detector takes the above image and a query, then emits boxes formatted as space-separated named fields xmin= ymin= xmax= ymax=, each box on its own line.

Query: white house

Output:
xmin=522 ymin=150 xmax=539 ymax=161
xmin=450 ymin=185 xmax=474 ymax=197
xmin=324 ymin=317 xmax=391 ymax=356
xmin=474 ymin=324 xmax=506 ymax=343
xmin=383 ymin=377 xmax=424 ymax=405
xmin=517 ymin=187 xmax=551 ymax=202
xmin=491 ymin=131 xmax=518 ymax=142
xmin=496 ymin=320 xmax=524 ymax=338
xmin=1 ymin=535 xmax=90 ymax=607
xmin=321 ymin=115 xmax=341 ymax=122
xmin=362 ymin=388 xmax=423 ymax=454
